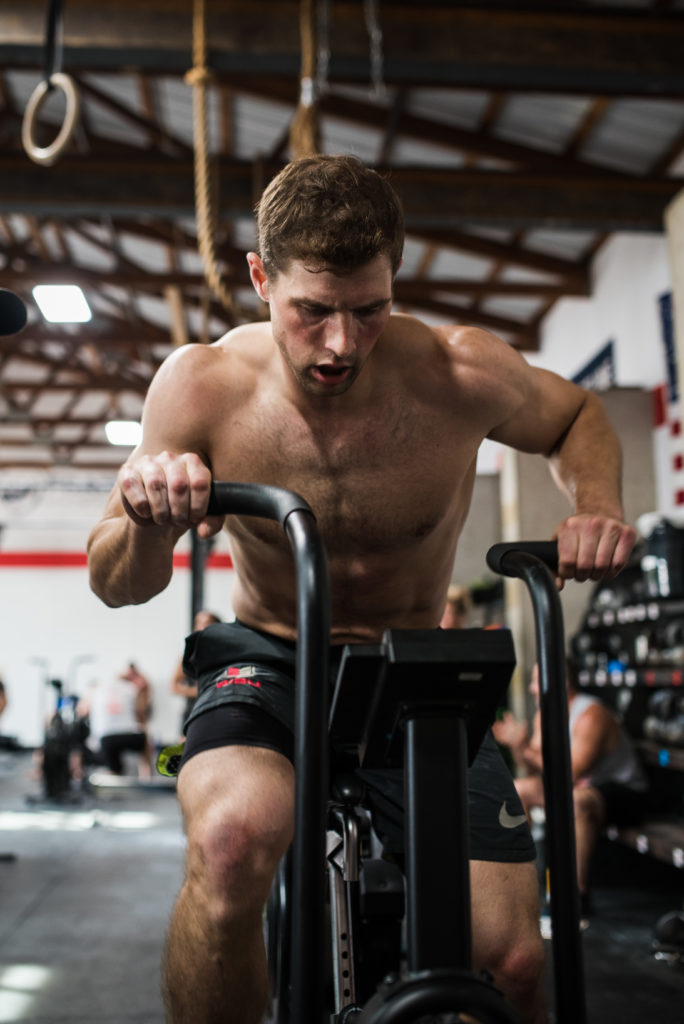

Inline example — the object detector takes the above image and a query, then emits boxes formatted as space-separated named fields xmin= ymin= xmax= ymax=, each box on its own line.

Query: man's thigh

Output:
xmin=178 ymin=743 xmax=295 ymax=845
xmin=470 ymin=858 xmax=542 ymax=968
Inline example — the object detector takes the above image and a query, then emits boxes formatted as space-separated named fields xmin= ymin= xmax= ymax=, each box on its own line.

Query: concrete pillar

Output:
xmin=664 ymin=191 xmax=684 ymax=513
xmin=665 ymin=189 xmax=684 ymax=370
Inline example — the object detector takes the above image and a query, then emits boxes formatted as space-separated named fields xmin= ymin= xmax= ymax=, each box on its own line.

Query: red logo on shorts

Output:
xmin=215 ymin=665 xmax=262 ymax=689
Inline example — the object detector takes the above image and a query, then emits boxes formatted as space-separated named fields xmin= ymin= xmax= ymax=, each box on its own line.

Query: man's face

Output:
xmin=248 ymin=253 xmax=394 ymax=397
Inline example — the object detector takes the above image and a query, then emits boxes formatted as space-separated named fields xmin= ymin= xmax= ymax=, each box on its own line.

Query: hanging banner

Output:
xmin=571 ymin=341 xmax=615 ymax=390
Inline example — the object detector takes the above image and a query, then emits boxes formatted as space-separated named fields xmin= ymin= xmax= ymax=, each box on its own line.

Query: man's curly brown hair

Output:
xmin=256 ymin=154 xmax=404 ymax=279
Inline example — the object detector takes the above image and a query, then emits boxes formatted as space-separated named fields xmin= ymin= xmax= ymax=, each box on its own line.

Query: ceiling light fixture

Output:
xmin=32 ymin=284 xmax=92 ymax=323
xmin=105 ymin=420 xmax=142 ymax=446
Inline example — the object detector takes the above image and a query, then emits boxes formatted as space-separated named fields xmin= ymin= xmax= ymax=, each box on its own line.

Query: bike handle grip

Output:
xmin=205 ymin=481 xmax=314 ymax=529
xmin=486 ymin=540 xmax=559 ymax=577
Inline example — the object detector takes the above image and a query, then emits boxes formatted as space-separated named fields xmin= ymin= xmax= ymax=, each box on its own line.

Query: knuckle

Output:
xmin=147 ymin=472 xmax=167 ymax=494
xmin=168 ymin=475 xmax=189 ymax=497
xmin=582 ymin=515 xmax=603 ymax=538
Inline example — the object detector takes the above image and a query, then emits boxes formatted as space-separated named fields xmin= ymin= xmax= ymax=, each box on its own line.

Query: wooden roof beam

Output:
xmin=3 ymin=3 xmax=684 ymax=96
xmin=0 ymin=156 xmax=679 ymax=231
xmin=2 ymin=262 xmax=587 ymax=298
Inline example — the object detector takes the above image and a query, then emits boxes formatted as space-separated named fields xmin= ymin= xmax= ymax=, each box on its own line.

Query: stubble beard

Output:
xmin=275 ymin=338 xmax=361 ymax=397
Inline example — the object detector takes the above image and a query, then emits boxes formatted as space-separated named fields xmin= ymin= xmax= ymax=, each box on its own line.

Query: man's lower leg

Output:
xmin=163 ymin=883 xmax=268 ymax=1024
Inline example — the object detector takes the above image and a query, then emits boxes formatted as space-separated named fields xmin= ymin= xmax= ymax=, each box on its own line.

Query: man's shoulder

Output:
xmin=433 ymin=322 xmax=507 ymax=361
xmin=172 ymin=322 xmax=270 ymax=361
xmin=574 ymin=695 xmax=614 ymax=731
xmin=382 ymin=314 xmax=458 ymax=357
xmin=155 ymin=323 xmax=270 ymax=389
xmin=386 ymin=316 xmax=520 ymax=391
xmin=214 ymin=321 xmax=272 ymax=351
xmin=387 ymin=315 xmax=506 ymax=360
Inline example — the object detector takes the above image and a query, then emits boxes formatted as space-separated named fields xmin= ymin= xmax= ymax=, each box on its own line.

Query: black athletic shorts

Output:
xmin=181 ymin=620 xmax=536 ymax=864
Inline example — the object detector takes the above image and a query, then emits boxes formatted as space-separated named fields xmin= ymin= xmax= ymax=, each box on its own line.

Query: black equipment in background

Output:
xmin=0 ymin=289 xmax=28 ymax=337
xmin=38 ymin=679 xmax=88 ymax=802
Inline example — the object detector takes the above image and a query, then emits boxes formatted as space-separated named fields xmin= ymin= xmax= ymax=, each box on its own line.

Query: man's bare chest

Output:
xmin=212 ymin=393 xmax=478 ymax=551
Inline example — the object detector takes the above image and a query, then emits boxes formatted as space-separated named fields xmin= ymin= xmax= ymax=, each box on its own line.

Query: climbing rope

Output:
xmin=289 ymin=0 xmax=321 ymax=159
xmin=185 ymin=0 xmax=237 ymax=319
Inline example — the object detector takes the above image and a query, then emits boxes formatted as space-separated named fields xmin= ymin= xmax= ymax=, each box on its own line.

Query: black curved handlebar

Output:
xmin=486 ymin=540 xmax=558 ymax=576
xmin=206 ymin=481 xmax=330 ymax=1023
xmin=207 ymin=480 xmax=314 ymax=527
xmin=486 ymin=539 xmax=586 ymax=1024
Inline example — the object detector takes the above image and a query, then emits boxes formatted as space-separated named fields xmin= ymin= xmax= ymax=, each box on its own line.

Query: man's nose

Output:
xmin=324 ymin=313 xmax=355 ymax=358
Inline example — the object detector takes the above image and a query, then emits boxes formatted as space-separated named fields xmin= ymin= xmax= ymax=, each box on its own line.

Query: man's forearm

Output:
xmin=87 ymin=516 xmax=183 ymax=607
xmin=550 ymin=391 xmax=624 ymax=518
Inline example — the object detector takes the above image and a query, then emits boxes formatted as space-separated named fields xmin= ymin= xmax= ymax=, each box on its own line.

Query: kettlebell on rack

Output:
xmin=654 ymin=910 xmax=684 ymax=952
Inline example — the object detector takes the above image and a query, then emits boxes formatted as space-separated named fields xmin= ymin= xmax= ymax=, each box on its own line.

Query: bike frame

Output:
xmin=206 ymin=485 xmax=586 ymax=1024
xmin=487 ymin=541 xmax=587 ymax=1024
xmin=207 ymin=482 xmax=331 ymax=1023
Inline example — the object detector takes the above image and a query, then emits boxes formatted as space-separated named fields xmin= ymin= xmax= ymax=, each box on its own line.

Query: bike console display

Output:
xmin=330 ymin=627 xmax=516 ymax=769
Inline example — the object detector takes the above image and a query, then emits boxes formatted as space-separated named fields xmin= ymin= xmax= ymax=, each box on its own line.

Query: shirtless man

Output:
xmin=87 ymin=154 xmax=636 ymax=1024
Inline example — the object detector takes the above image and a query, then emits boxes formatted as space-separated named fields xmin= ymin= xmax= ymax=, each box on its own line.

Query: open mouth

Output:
xmin=312 ymin=364 xmax=351 ymax=384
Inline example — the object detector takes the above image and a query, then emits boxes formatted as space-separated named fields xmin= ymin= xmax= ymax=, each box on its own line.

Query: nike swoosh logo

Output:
xmin=499 ymin=802 xmax=528 ymax=829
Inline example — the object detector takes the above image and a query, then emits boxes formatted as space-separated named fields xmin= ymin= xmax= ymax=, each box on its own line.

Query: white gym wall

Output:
xmin=0 ymin=491 xmax=235 ymax=748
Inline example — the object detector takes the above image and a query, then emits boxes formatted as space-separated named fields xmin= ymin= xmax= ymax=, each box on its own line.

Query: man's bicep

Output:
xmin=488 ymin=364 xmax=586 ymax=457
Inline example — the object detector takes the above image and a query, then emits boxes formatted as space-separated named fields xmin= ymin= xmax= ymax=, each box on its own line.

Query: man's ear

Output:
xmin=246 ymin=252 xmax=269 ymax=301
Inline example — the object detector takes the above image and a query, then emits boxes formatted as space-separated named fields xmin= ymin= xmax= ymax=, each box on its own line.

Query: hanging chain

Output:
xmin=364 ymin=0 xmax=386 ymax=99
xmin=44 ymin=0 xmax=64 ymax=87
xmin=315 ymin=0 xmax=331 ymax=98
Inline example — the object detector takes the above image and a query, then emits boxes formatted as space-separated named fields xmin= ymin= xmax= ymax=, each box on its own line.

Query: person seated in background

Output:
xmin=170 ymin=610 xmax=221 ymax=736
xmin=440 ymin=583 xmax=471 ymax=629
xmin=81 ymin=662 xmax=153 ymax=778
xmin=493 ymin=659 xmax=649 ymax=917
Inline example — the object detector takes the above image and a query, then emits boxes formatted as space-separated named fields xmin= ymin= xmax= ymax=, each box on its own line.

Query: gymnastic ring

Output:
xmin=21 ymin=72 xmax=80 ymax=167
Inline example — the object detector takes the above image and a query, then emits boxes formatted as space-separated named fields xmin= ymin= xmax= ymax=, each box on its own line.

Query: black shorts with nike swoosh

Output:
xmin=181 ymin=619 xmax=536 ymax=864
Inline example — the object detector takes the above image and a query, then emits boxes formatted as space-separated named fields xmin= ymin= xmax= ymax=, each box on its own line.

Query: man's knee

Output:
xmin=178 ymin=748 xmax=294 ymax=928
xmin=572 ymin=785 xmax=604 ymax=827
xmin=185 ymin=797 xmax=292 ymax=930
xmin=486 ymin=926 xmax=546 ymax=1001
xmin=471 ymin=859 xmax=545 ymax=1008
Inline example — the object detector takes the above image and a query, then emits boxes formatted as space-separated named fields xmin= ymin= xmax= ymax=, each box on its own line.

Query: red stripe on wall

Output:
xmin=0 ymin=551 xmax=234 ymax=569
xmin=653 ymin=383 xmax=667 ymax=428
xmin=0 ymin=552 xmax=88 ymax=567
xmin=172 ymin=553 xmax=234 ymax=570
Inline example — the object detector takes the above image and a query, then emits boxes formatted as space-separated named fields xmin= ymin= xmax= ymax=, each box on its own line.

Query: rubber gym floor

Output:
xmin=1 ymin=748 xmax=682 ymax=1024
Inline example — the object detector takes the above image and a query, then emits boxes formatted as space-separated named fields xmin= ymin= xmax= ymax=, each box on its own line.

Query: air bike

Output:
xmin=206 ymin=482 xmax=587 ymax=1024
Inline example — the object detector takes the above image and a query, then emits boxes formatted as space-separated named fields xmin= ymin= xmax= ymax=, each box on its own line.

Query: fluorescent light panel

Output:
xmin=33 ymin=284 xmax=92 ymax=323
xmin=105 ymin=420 xmax=142 ymax=446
